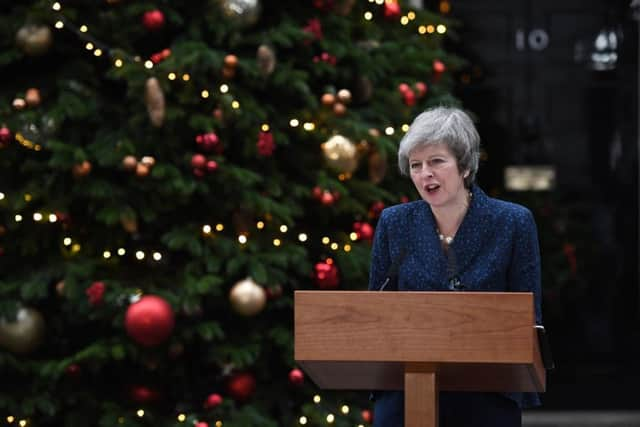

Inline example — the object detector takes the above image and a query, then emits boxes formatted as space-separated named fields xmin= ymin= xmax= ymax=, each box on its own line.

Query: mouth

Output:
xmin=425 ymin=184 xmax=440 ymax=193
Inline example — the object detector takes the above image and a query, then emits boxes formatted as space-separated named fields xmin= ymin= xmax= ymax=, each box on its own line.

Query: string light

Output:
xmin=220 ymin=84 xmax=229 ymax=93
xmin=79 ymin=25 xmax=88 ymax=32
xmin=261 ymin=124 xmax=270 ymax=132
xmin=135 ymin=250 xmax=145 ymax=260
xmin=256 ymin=221 xmax=265 ymax=229
xmin=231 ymin=100 xmax=240 ymax=109
xmin=238 ymin=235 xmax=248 ymax=244
xmin=55 ymin=20 xmax=64 ymax=29
xmin=52 ymin=2 xmax=61 ymax=10
xmin=279 ymin=225 xmax=288 ymax=233
xmin=144 ymin=60 xmax=153 ymax=69
xmin=385 ymin=127 xmax=395 ymax=135
xmin=298 ymin=233 xmax=308 ymax=242
xmin=177 ymin=414 xmax=186 ymax=422
xmin=299 ymin=416 xmax=308 ymax=425
xmin=201 ymin=90 xmax=210 ymax=98
xmin=289 ymin=119 xmax=299 ymax=127
xmin=114 ymin=59 xmax=123 ymax=67
xmin=313 ymin=395 xmax=321 ymax=403
xmin=136 ymin=409 xmax=144 ymax=417
xmin=182 ymin=74 xmax=190 ymax=81
xmin=273 ymin=238 xmax=281 ymax=247
xmin=103 ymin=250 xmax=111 ymax=259
xmin=303 ymin=122 xmax=315 ymax=131
xmin=202 ymin=224 xmax=212 ymax=234
xmin=49 ymin=214 xmax=57 ymax=222
xmin=402 ymin=124 xmax=410 ymax=132
xmin=117 ymin=248 xmax=126 ymax=256
xmin=6 ymin=416 xmax=14 ymax=423
xmin=216 ymin=223 xmax=224 ymax=231
xmin=15 ymin=214 xmax=23 ymax=222
xmin=18 ymin=420 xmax=26 ymax=427
xmin=364 ymin=11 xmax=373 ymax=20
xmin=63 ymin=237 xmax=72 ymax=246
xmin=326 ymin=414 xmax=335 ymax=423
xmin=152 ymin=252 xmax=162 ymax=261
xmin=436 ymin=24 xmax=447 ymax=34
xmin=168 ymin=72 xmax=176 ymax=80
xmin=341 ymin=405 xmax=350 ymax=414
xmin=0 ymin=192 xmax=4 ymax=200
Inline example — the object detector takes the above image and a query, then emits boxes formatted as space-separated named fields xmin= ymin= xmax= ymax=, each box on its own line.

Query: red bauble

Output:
xmin=314 ymin=260 xmax=339 ymax=289
xmin=204 ymin=393 xmax=223 ymax=409
xmin=288 ymin=368 xmax=304 ymax=386
xmin=320 ymin=191 xmax=335 ymax=206
xmin=398 ymin=83 xmax=410 ymax=94
xmin=383 ymin=0 xmax=401 ymax=19
xmin=195 ymin=422 xmax=208 ymax=427
xmin=86 ymin=281 xmax=106 ymax=306
xmin=361 ymin=409 xmax=373 ymax=423
xmin=403 ymin=89 xmax=416 ymax=106
xmin=142 ymin=10 xmax=165 ymax=30
xmin=257 ymin=131 xmax=275 ymax=156
xmin=206 ymin=160 xmax=218 ymax=172
xmin=65 ymin=363 xmax=81 ymax=378
xmin=0 ymin=126 xmax=12 ymax=147
xmin=124 ymin=295 xmax=175 ymax=347
xmin=432 ymin=60 xmax=446 ymax=82
xmin=226 ymin=372 xmax=256 ymax=402
xmin=191 ymin=153 xmax=207 ymax=169
xmin=130 ymin=385 xmax=161 ymax=403
xmin=354 ymin=222 xmax=374 ymax=241
xmin=369 ymin=201 xmax=385 ymax=218
xmin=414 ymin=81 xmax=428 ymax=98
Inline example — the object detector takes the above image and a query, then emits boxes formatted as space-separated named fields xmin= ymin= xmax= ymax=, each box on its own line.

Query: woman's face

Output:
xmin=408 ymin=143 xmax=468 ymax=208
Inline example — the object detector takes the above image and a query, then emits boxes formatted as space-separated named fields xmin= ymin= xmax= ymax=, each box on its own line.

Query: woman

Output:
xmin=368 ymin=106 xmax=542 ymax=427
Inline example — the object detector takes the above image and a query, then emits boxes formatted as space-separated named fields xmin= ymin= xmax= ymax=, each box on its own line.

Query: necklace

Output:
xmin=436 ymin=190 xmax=472 ymax=246
xmin=438 ymin=233 xmax=454 ymax=245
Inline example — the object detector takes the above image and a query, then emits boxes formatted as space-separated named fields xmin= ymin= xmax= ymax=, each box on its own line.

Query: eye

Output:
xmin=410 ymin=162 xmax=421 ymax=170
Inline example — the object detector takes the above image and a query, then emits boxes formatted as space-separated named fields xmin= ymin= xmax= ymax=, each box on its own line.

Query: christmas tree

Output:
xmin=0 ymin=1 xmax=463 ymax=425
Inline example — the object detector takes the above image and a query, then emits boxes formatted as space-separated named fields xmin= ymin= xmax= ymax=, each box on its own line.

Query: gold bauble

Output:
xmin=16 ymin=25 xmax=53 ymax=56
xmin=144 ymin=77 xmax=165 ymax=127
xmin=219 ymin=0 xmax=261 ymax=28
xmin=25 ymin=88 xmax=41 ymax=107
xmin=229 ymin=278 xmax=266 ymax=316
xmin=368 ymin=150 xmax=387 ymax=184
xmin=256 ymin=44 xmax=276 ymax=76
xmin=122 ymin=155 xmax=138 ymax=171
xmin=0 ymin=307 xmax=45 ymax=354
xmin=321 ymin=135 xmax=358 ymax=174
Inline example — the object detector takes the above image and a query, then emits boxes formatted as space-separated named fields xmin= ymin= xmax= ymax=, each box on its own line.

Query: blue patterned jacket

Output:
xmin=368 ymin=184 xmax=542 ymax=409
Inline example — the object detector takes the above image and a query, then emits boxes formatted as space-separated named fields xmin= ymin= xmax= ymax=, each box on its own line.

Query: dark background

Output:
xmin=432 ymin=0 xmax=639 ymax=410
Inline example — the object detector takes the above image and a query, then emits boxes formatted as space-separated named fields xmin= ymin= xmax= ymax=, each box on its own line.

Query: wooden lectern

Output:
xmin=294 ymin=291 xmax=545 ymax=427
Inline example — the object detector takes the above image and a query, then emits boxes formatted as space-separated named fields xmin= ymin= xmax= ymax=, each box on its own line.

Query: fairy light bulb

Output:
xmin=303 ymin=122 xmax=315 ymax=131
xmin=257 ymin=221 xmax=265 ymax=229
xmin=343 ymin=244 xmax=352 ymax=252
xmin=313 ymin=395 xmax=321 ymax=403
xmin=280 ymin=225 xmax=288 ymax=233
xmin=238 ymin=235 xmax=247 ymax=244
xmin=203 ymin=224 xmax=212 ymax=234
xmin=364 ymin=11 xmax=373 ymax=20
xmin=55 ymin=21 xmax=64 ymax=29
xmin=231 ymin=100 xmax=240 ymax=109
xmin=326 ymin=414 xmax=335 ymax=423
xmin=33 ymin=212 xmax=43 ymax=222
xmin=220 ymin=84 xmax=229 ymax=93
xmin=330 ymin=243 xmax=339 ymax=250
xmin=289 ymin=119 xmax=299 ymax=127
xmin=7 ymin=416 xmax=14 ymax=423
xmin=261 ymin=124 xmax=270 ymax=132
xmin=216 ymin=223 xmax=224 ymax=231
xmin=427 ymin=25 xmax=435 ymax=33
xmin=299 ymin=416 xmax=308 ymax=425
xmin=385 ymin=126 xmax=395 ymax=135
xmin=321 ymin=237 xmax=330 ymax=245
xmin=85 ymin=42 xmax=94 ymax=50
xmin=408 ymin=11 xmax=416 ymax=19
xmin=153 ymin=252 xmax=162 ymax=261
xmin=52 ymin=2 xmax=61 ymax=10
xmin=350 ymin=232 xmax=358 ymax=241
xmin=24 ymin=194 xmax=32 ymax=202
xmin=437 ymin=24 xmax=447 ymax=34
xmin=418 ymin=25 xmax=427 ymax=34
xmin=298 ymin=233 xmax=308 ymax=242
xmin=402 ymin=124 xmax=410 ymax=132
xmin=114 ymin=59 xmax=123 ymax=67
xmin=177 ymin=414 xmax=186 ymax=422
xmin=94 ymin=49 xmax=102 ymax=57
xmin=63 ymin=237 xmax=72 ymax=246
xmin=103 ymin=251 xmax=111 ymax=259
xmin=135 ymin=250 xmax=145 ymax=260
xmin=79 ymin=25 xmax=88 ymax=32
xmin=168 ymin=72 xmax=176 ymax=80
xmin=273 ymin=238 xmax=281 ymax=246
xmin=400 ymin=16 xmax=409 ymax=25
xmin=15 ymin=214 xmax=23 ymax=222
xmin=182 ymin=74 xmax=190 ymax=81
xmin=118 ymin=248 xmax=126 ymax=256
xmin=201 ymin=90 xmax=210 ymax=98
xmin=341 ymin=405 xmax=349 ymax=414
xmin=136 ymin=409 xmax=144 ymax=417
xmin=144 ymin=60 xmax=153 ymax=69
xmin=0 ymin=192 xmax=4 ymax=200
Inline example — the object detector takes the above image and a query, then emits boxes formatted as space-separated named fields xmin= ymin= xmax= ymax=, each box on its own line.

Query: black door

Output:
xmin=440 ymin=0 xmax=639 ymax=409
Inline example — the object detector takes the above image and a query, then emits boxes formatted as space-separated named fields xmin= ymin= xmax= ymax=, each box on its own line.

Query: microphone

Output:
xmin=378 ymin=248 xmax=407 ymax=291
